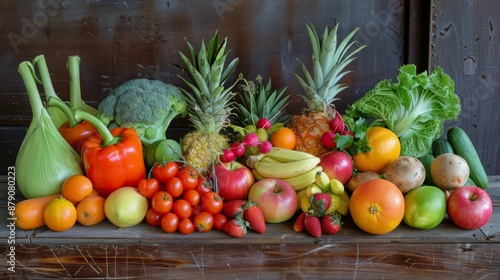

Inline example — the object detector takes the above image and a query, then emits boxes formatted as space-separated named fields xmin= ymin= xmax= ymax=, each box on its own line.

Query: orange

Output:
xmin=352 ymin=126 xmax=400 ymax=174
xmin=61 ymin=174 xmax=93 ymax=203
xmin=76 ymin=196 xmax=106 ymax=226
xmin=271 ymin=127 xmax=296 ymax=150
xmin=349 ymin=178 xmax=405 ymax=235
xmin=43 ymin=197 xmax=77 ymax=232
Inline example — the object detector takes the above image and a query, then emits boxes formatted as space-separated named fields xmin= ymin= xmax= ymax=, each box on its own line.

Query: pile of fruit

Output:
xmin=12 ymin=22 xmax=493 ymax=238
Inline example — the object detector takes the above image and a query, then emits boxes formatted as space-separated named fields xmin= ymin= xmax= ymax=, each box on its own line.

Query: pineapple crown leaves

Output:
xmin=174 ymin=30 xmax=240 ymax=132
xmin=294 ymin=22 xmax=367 ymax=112
xmin=236 ymin=74 xmax=290 ymax=126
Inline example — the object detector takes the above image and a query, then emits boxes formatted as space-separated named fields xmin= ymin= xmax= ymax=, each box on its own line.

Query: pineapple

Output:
xmin=236 ymin=74 xmax=290 ymax=128
xmin=175 ymin=31 xmax=239 ymax=175
xmin=289 ymin=22 xmax=366 ymax=156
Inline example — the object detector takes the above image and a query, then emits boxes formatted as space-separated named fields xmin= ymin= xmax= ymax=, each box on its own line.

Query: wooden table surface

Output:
xmin=1 ymin=176 xmax=499 ymax=279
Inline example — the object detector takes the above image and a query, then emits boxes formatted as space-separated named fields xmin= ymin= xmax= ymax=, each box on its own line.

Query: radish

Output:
xmin=243 ymin=133 xmax=260 ymax=147
xmin=321 ymin=132 xmax=336 ymax=149
xmin=257 ymin=118 xmax=271 ymax=130
xmin=230 ymin=142 xmax=246 ymax=158
xmin=257 ymin=141 xmax=273 ymax=153
xmin=220 ymin=148 xmax=235 ymax=163
xmin=330 ymin=113 xmax=345 ymax=133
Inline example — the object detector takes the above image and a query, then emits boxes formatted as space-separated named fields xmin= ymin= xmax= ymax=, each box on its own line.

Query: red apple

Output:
xmin=247 ymin=178 xmax=298 ymax=223
xmin=318 ymin=150 xmax=353 ymax=185
xmin=446 ymin=186 xmax=493 ymax=230
xmin=214 ymin=161 xmax=255 ymax=201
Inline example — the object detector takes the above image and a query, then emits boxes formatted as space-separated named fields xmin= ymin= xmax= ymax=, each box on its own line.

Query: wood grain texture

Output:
xmin=1 ymin=177 xmax=499 ymax=278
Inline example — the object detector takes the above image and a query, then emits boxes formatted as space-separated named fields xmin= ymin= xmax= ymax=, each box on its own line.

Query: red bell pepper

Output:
xmin=47 ymin=96 xmax=97 ymax=153
xmin=75 ymin=109 xmax=146 ymax=197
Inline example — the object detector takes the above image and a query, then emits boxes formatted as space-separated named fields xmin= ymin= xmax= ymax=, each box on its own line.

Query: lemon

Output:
xmin=403 ymin=186 xmax=446 ymax=230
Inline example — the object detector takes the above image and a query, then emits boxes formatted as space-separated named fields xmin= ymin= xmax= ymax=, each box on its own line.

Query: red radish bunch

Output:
xmin=320 ymin=110 xmax=353 ymax=150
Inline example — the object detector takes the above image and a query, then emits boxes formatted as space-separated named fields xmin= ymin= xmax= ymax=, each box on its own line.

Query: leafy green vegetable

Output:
xmin=343 ymin=64 xmax=461 ymax=158
xmin=97 ymin=78 xmax=187 ymax=149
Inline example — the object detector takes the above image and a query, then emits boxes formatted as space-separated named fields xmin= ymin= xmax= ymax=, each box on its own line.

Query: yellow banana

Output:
xmin=251 ymin=168 xmax=265 ymax=181
xmin=265 ymin=147 xmax=316 ymax=162
xmin=300 ymin=196 xmax=311 ymax=213
xmin=325 ymin=193 xmax=342 ymax=214
xmin=337 ymin=191 xmax=350 ymax=216
xmin=315 ymin=171 xmax=331 ymax=192
xmin=282 ymin=166 xmax=323 ymax=191
xmin=296 ymin=188 xmax=308 ymax=212
xmin=329 ymin=178 xmax=345 ymax=195
xmin=337 ymin=199 xmax=349 ymax=216
xmin=306 ymin=183 xmax=323 ymax=198
xmin=254 ymin=156 xmax=320 ymax=179
xmin=259 ymin=156 xmax=284 ymax=164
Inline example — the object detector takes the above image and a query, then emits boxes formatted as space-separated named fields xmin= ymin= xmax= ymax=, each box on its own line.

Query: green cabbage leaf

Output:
xmin=344 ymin=64 xmax=461 ymax=158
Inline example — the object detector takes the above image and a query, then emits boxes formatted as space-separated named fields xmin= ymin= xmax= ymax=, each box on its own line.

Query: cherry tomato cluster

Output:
xmin=138 ymin=162 xmax=229 ymax=234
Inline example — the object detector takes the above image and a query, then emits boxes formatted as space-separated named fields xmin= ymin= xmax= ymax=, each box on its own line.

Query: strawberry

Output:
xmin=222 ymin=199 xmax=247 ymax=219
xmin=223 ymin=218 xmax=247 ymax=238
xmin=243 ymin=202 xmax=266 ymax=234
xmin=321 ymin=213 xmax=342 ymax=235
xmin=293 ymin=212 xmax=307 ymax=232
xmin=304 ymin=214 xmax=322 ymax=238
xmin=310 ymin=193 xmax=332 ymax=216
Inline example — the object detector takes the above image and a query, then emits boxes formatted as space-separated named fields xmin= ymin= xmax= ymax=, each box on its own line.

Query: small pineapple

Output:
xmin=175 ymin=31 xmax=239 ymax=175
xmin=236 ymin=74 xmax=290 ymax=128
xmin=289 ymin=22 xmax=366 ymax=156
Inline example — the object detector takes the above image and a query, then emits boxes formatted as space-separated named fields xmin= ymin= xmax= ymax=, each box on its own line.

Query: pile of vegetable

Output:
xmin=11 ymin=22 xmax=493 ymax=238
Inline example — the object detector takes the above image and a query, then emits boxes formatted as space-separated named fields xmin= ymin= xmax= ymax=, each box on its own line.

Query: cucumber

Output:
xmin=447 ymin=126 xmax=489 ymax=189
xmin=418 ymin=154 xmax=435 ymax=186
xmin=432 ymin=137 xmax=454 ymax=157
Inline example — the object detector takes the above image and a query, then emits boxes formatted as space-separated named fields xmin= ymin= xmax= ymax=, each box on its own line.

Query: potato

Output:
xmin=385 ymin=156 xmax=426 ymax=194
xmin=431 ymin=153 xmax=469 ymax=190
xmin=347 ymin=171 xmax=380 ymax=193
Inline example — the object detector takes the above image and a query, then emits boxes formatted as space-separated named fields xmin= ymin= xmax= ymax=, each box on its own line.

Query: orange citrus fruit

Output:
xmin=76 ymin=196 xmax=106 ymax=226
xmin=352 ymin=126 xmax=400 ymax=174
xmin=43 ymin=197 xmax=77 ymax=232
xmin=271 ymin=127 xmax=296 ymax=150
xmin=349 ymin=178 xmax=405 ymax=235
xmin=61 ymin=174 xmax=93 ymax=203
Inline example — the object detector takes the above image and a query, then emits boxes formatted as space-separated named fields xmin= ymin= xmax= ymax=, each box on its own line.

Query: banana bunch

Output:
xmin=297 ymin=171 xmax=351 ymax=216
xmin=251 ymin=147 xmax=322 ymax=191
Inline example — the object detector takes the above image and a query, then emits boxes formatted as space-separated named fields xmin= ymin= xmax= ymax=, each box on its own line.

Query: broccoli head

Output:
xmin=97 ymin=78 xmax=187 ymax=148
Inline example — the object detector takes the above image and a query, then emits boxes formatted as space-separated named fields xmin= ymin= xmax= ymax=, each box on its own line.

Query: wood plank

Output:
xmin=1 ymin=177 xmax=499 ymax=278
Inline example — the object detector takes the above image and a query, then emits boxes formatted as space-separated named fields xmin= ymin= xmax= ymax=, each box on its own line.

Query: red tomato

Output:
xmin=213 ymin=213 xmax=229 ymax=231
xmin=183 ymin=189 xmax=201 ymax=206
xmin=190 ymin=204 xmax=203 ymax=220
xmin=151 ymin=191 xmax=173 ymax=215
xmin=193 ymin=211 xmax=214 ymax=233
xmin=160 ymin=213 xmax=179 ymax=233
xmin=137 ymin=178 xmax=160 ymax=198
xmin=201 ymin=191 xmax=224 ymax=215
xmin=179 ymin=218 xmax=195 ymax=235
xmin=196 ymin=176 xmax=213 ymax=195
xmin=173 ymin=199 xmax=192 ymax=219
xmin=152 ymin=162 xmax=180 ymax=183
xmin=165 ymin=177 xmax=184 ymax=198
xmin=177 ymin=168 xmax=199 ymax=191
xmin=145 ymin=207 xmax=162 ymax=227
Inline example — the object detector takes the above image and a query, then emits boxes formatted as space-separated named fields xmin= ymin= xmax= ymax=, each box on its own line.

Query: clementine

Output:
xmin=349 ymin=178 xmax=405 ymax=235
xmin=76 ymin=196 xmax=106 ymax=226
xmin=61 ymin=174 xmax=93 ymax=203
xmin=352 ymin=126 xmax=400 ymax=174
xmin=43 ymin=197 xmax=77 ymax=232
xmin=271 ymin=127 xmax=296 ymax=150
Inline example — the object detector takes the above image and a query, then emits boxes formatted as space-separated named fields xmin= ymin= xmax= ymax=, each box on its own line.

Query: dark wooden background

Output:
xmin=0 ymin=1 xmax=498 ymax=175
